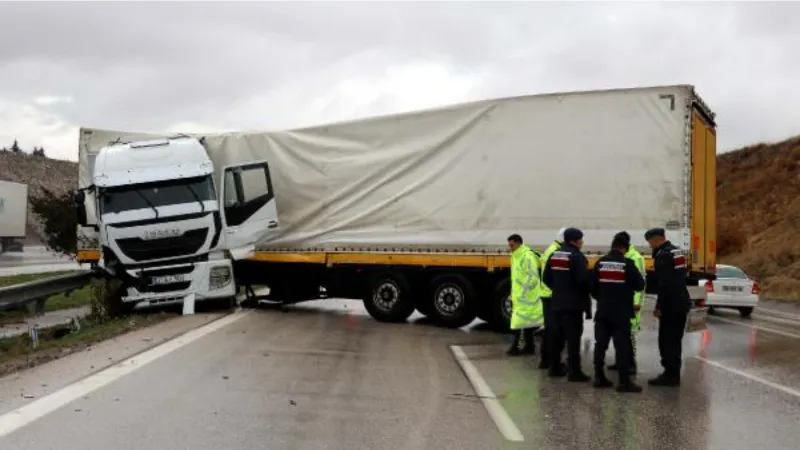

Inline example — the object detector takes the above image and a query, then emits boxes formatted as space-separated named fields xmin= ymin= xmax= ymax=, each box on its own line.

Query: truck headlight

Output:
xmin=209 ymin=265 xmax=232 ymax=290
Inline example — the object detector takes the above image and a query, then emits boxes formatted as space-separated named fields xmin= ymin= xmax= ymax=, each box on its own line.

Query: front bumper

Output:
xmin=122 ymin=259 xmax=235 ymax=305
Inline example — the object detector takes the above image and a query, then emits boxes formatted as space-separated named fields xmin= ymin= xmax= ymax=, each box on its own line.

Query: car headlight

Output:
xmin=209 ymin=265 xmax=232 ymax=290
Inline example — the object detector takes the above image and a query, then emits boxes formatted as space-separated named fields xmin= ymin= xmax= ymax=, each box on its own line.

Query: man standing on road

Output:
xmin=607 ymin=231 xmax=645 ymax=375
xmin=543 ymin=228 xmax=591 ymax=382
xmin=645 ymin=228 xmax=692 ymax=387
xmin=505 ymin=234 xmax=544 ymax=356
xmin=590 ymin=234 xmax=646 ymax=393
xmin=537 ymin=227 xmax=566 ymax=371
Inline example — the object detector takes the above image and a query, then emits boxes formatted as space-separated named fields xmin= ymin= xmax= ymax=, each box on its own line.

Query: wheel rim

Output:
xmin=434 ymin=283 xmax=464 ymax=317
xmin=502 ymin=294 xmax=512 ymax=321
xmin=373 ymin=281 xmax=400 ymax=312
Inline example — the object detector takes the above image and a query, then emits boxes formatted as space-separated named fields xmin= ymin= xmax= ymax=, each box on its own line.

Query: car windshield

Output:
xmin=716 ymin=266 xmax=749 ymax=279
xmin=99 ymin=175 xmax=215 ymax=215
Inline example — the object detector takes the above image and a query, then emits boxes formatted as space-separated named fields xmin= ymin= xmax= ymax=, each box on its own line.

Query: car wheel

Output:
xmin=738 ymin=307 xmax=754 ymax=318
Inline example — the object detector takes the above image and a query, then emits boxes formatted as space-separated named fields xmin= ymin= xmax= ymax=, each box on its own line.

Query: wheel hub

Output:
xmin=435 ymin=285 xmax=463 ymax=316
xmin=374 ymin=282 xmax=399 ymax=311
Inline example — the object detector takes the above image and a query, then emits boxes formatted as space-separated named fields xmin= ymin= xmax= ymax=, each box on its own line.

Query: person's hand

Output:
xmin=633 ymin=304 xmax=641 ymax=312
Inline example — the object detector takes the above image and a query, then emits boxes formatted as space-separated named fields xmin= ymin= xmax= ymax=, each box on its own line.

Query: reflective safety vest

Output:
xmin=510 ymin=244 xmax=544 ymax=330
xmin=538 ymin=240 xmax=561 ymax=299
xmin=625 ymin=244 xmax=646 ymax=330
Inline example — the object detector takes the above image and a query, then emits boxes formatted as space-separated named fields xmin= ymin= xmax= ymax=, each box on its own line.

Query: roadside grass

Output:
xmin=0 ymin=312 xmax=176 ymax=377
xmin=0 ymin=271 xmax=92 ymax=324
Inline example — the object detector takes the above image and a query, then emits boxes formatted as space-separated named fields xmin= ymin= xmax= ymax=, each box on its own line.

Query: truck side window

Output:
xmin=223 ymin=162 xmax=273 ymax=227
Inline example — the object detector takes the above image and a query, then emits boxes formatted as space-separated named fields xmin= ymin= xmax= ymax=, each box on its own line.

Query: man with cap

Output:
xmin=505 ymin=234 xmax=544 ymax=356
xmin=645 ymin=227 xmax=692 ymax=386
xmin=590 ymin=233 xmax=646 ymax=392
xmin=537 ymin=227 xmax=566 ymax=370
xmin=543 ymin=227 xmax=592 ymax=381
xmin=607 ymin=231 xmax=646 ymax=375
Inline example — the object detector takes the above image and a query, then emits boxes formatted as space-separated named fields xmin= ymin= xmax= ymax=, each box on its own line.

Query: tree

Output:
xmin=10 ymin=140 xmax=21 ymax=153
xmin=32 ymin=146 xmax=46 ymax=157
xmin=29 ymin=188 xmax=77 ymax=257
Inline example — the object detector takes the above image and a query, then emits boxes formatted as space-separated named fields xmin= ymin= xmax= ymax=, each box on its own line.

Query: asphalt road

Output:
xmin=1 ymin=299 xmax=800 ymax=450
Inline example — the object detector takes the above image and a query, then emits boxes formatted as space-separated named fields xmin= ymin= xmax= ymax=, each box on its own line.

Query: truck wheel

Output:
xmin=362 ymin=272 xmax=415 ymax=323
xmin=488 ymin=278 xmax=512 ymax=332
xmin=429 ymin=274 xmax=478 ymax=328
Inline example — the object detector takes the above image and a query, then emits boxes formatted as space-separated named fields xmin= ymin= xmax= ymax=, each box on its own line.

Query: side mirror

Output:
xmin=74 ymin=190 xmax=88 ymax=227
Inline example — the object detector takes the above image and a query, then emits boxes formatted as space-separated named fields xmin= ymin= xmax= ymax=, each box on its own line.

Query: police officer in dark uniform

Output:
xmin=590 ymin=234 xmax=646 ymax=393
xmin=543 ymin=227 xmax=591 ymax=382
xmin=645 ymin=227 xmax=692 ymax=387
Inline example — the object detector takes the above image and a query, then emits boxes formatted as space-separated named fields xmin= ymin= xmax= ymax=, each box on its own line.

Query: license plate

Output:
xmin=685 ymin=308 xmax=708 ymax=333
xmin=150 ymin=274 xmax=186 ymax=286
xmin=723 ymin=286 xmax=744 ymax=292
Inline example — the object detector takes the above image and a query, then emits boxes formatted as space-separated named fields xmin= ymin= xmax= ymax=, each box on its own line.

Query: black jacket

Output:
xmin=543 ymin=243 xmax=591 ymax=312
xmin=652 ymin=241 xmax=692 ymax=314
xmin=590 ymin=250 xmax=646 ymax=323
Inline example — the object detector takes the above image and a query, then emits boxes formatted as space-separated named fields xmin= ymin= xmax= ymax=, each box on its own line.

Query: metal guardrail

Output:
xmin=0 ymin=271 xmax=98 ymax=314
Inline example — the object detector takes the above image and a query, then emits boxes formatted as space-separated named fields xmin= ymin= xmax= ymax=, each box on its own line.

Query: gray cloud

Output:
xmin=0 ymin=1 xmax=798 ymax=161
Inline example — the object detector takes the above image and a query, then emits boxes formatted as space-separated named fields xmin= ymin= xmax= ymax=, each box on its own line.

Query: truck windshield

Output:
xmin=99 ymin=175 xmax=215 ymax=215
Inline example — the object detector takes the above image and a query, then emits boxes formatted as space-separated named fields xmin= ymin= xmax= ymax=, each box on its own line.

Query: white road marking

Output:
xmin=449 ymin=345 xmax=524 ymax=442
xmin=756 ymin=308 xmax=800 ymax=322
xmin=710 ymin=315 xmax=800 ymax=339
xmin=0 ymin=310 xmax=250 ymax=438
xmin=695 ymin=356 xmax=800 ymax=399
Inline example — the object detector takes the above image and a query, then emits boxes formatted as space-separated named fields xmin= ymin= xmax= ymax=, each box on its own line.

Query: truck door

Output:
xmin=219 ymin=160 xmax=279 ymax=260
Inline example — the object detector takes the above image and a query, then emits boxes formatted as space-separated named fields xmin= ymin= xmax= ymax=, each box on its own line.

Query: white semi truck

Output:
xmin=0 ymin=180 xmax=28 ymax=254
xmin=74 ymin=84 xmax=717 ymax=329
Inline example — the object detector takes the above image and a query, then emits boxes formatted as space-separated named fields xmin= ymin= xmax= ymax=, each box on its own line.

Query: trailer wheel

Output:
xmin=362 ymin=272 xmax=415 ymax=323
xmin=489 ymin=278 xmax=512 ymax=332
xmin=429 ymin=274 xmax=478 ymax=328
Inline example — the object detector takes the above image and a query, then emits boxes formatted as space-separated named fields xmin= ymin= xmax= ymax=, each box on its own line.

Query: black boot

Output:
xmin=548 ymin=363 xmax=567 ymax=377
xmin=617 ymin=370 xmax=643 ymax=393
xmin=506 ymin=330 xmax=522 ymax=356
xmin=568 ymin=368 xmax=591 ymax=383
xmin=593 ymin=368 xmax=613 ymax=388
xmin=648 ymin=372 xmax=680 ymax=387
xmin=519 ymin=329 xmax=535 ymax=355
xmin=538 ymin=358 xmax=550 ymax=370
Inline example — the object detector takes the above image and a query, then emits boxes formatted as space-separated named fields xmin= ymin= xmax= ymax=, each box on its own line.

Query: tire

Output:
xmin=428 ymin=274 xmax=478 ymax=328
xmin=362 ymin=272 xmax=415 ymax=323
xmin=488 ymin=278 xmax=512 ymax=332
xmin=707 ymin=306 xmax=716 ymax=315
xmin=739 ymin=307 xmax=754 ymax=318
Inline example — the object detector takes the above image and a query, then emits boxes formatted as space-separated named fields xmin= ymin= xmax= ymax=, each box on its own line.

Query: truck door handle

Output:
xmin=267 ymin=220 xmax=278 ymax=229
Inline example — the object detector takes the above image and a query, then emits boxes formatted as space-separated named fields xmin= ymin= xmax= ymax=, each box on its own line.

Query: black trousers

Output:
xmin=551 ymin=310 xmax=584 ymax=371
xmin=540 ymin=297 xmax=554 ymax=364
xmin=595 ymin=318 xmax=633 ymax=380
xmin=658 ymin=310 xmax=688 ymax=376
xmin=510 ymin=327 xmax=534 ymax=349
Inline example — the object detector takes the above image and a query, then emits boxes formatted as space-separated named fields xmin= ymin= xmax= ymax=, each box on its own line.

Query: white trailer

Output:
xmin=75 ymin=84 xmax=717 ymax=328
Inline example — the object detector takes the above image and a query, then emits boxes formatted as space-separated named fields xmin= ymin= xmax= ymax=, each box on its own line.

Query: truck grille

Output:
xmin=116 ymin=228 xmax=209 ymax=262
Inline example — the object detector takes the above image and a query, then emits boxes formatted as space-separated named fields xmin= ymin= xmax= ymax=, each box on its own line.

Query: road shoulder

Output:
xmin=0 ymin=312 xmax=225 ymax=416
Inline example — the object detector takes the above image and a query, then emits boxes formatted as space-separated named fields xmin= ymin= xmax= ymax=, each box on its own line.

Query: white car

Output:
xmin=699 ymin=264 xmax=760 ymax=317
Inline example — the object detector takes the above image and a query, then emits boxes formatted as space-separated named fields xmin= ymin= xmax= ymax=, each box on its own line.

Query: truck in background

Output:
xmin=74 ymin=84 xmax=716 ymax=330
xmin=0 ymin=180 xmax=28 ymax=254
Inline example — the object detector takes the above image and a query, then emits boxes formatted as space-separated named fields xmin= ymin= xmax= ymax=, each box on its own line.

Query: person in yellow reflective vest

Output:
xmin=506 ymin=234 xmax=544 ymax=356
xmin=608 ymin=231 xmax=645 ymax=374
xmin=537 ymin=227 xmax=566 ymax=370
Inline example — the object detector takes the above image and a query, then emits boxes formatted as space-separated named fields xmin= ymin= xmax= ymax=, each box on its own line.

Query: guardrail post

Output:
xmin=29 ymin=325 xmax=40 ymax=349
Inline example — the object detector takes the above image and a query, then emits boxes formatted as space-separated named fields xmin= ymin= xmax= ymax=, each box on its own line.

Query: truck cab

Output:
xmin=75 ymin=136 xmax=279 ymax=310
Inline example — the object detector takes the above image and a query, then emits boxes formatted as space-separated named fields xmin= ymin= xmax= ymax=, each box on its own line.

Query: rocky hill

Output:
xmin=0 ymin=150 xmax=77 ymax=244
xmin=717 ymin=135 xmax=799 ymax=301
xmin=1 ymin=135 xmax=798 ymax=300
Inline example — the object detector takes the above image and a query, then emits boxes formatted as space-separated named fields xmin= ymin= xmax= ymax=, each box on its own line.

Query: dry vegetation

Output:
xmin=2 ymin=136 xmax=799 ymax=300
xmin=717 ymin=135 xmax=800 ymax=301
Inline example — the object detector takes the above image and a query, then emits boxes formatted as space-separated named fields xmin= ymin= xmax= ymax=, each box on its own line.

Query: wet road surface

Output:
xmin=0 ymin=299 xmax=799 ymax=450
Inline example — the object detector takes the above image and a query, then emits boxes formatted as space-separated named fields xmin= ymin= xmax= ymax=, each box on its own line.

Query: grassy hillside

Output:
xmin=0 ymin=150 xmax=77 ymax=244
xmin=717 ymin=136 xmax=800 ymax=301
xmin=1 ymin=135 xmax=798 ymax=300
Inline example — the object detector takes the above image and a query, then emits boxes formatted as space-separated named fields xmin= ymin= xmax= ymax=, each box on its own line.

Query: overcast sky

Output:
xmin=0 ymin=1 xmax=798 ymax=161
